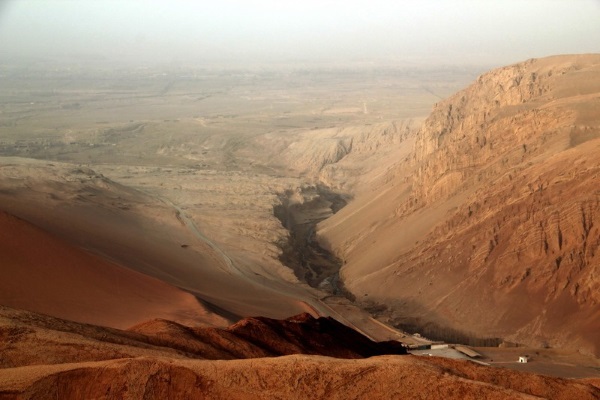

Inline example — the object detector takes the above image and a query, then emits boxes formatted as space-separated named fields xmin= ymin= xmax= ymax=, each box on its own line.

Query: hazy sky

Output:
xmin=0 ymin=0 xmax=599 ymax=67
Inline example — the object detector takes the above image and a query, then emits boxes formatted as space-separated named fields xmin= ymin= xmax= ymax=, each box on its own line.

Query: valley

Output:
xmin=0 ymin=61 xmax=476 ymax=338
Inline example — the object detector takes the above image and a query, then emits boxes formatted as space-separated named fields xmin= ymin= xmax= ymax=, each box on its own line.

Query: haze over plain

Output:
xmin=1 ymin=0 xmax=599 ymax=67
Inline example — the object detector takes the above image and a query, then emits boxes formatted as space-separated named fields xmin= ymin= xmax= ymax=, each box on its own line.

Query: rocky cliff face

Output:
xmin=413 ymin=54 xmax=600 ymax=203
xmin=269 ymin=120 xmax=417 ymax=189
xmin=320 ymin=54 xmax=600 ymax=355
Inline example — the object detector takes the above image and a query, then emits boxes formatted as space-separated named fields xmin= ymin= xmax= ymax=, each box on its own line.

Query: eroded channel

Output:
xmin=273 ymin=184 xmax=347 ymax=293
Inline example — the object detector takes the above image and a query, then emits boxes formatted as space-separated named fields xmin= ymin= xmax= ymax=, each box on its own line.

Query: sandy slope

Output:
xmin=0 ymin=158 xmax=316 ymax=324
xmin=0 ymin=210 xmax=227 ymax=329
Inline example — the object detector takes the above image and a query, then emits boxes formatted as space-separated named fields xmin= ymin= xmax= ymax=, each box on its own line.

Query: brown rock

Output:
xmin=1 ymin=356 xmax=598 ymax=400
xmin=0 ymin=306 xmax=597 ymax=399
xmin=319 ymin=54 xmax=600 ymax=355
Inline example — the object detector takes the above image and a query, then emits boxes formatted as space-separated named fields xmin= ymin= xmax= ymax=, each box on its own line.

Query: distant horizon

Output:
xmin=1 ymin=1 xmax=599 ymax=70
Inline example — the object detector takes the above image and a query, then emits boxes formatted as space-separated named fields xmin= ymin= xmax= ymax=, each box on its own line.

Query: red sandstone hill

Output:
xmin=319 ymin=54 xmax=600 ymax=355
xmin=0 ymin=306 xmax=404 ymax=368
xmin=0 ymin=210 xmax=227 ymax=329
xmin=129 ymin=312 xmax=406 ymax=360
xmin=0 ymin=306 xmax=598 ymax=399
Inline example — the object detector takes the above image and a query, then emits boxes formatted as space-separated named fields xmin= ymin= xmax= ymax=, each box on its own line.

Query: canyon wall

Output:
xmin=319 ymin=54 xmax=600 ymax=355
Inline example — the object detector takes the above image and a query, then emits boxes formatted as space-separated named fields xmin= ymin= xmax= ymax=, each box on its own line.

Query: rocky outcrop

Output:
xmin=226 ymin=313 xmax=406 ymax=358
xmin=0 ymin=306 xmax=404 ymax=369
xmin=413 ymin=54 xmax=600 ymax=203
xmin=130 ymin=312 xmax=406 ymax=360
xmin=0 ymin=305 xmax=597 ymax=400
xmin=271 ymin=121 xmax=416 ymax=184
xmin=321 ymin=54 xmax=600 ymax=355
